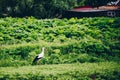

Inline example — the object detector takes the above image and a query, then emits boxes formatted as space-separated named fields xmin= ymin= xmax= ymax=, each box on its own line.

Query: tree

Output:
xmin=0 ymin=0 xmax=77 ymax=18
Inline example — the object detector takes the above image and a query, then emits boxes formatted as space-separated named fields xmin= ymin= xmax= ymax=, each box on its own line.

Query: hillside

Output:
xmin=0 ymin=17 xmax=120 ymax=67
xmin=0 ymin=17 xmax=120 ymax=79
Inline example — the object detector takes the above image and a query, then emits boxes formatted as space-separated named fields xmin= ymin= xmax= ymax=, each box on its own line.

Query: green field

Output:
xmin=0 ymin=62 xmax=120 ymax=80
xmin=0 ymin=17 xmax=120 ymax=79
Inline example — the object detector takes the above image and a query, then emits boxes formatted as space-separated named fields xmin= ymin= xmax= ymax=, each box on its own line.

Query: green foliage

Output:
xmin=0 ymin=0 xmax=77 ymax=18
xmin=0 ymin=17 xmax=120 ymax=67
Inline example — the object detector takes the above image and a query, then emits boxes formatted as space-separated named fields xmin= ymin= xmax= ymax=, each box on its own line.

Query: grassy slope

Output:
xmin=0 ymin=62 xmax=120 ymax=79
xmin=0 ymin=17 xmax=120 ymax=67
xmin=0 ymin=17 xmax=120 ymax=79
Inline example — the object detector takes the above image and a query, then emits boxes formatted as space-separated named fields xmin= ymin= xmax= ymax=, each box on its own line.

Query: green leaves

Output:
xmin=0 ymin=17 xmax=120 ymax=67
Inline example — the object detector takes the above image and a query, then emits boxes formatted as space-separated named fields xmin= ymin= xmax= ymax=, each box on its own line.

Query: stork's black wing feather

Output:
xmin=32 ymin=56 xmax=39 ymax=63
xmin=32 ymin=56 xmax=42 ymax=65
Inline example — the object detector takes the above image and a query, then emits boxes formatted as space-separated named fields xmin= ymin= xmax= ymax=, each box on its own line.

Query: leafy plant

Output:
xmin=0 ymin=17 xmax=120 ymax=67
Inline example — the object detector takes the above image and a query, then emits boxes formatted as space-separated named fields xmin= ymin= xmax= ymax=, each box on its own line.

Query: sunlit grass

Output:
xmin=0 ymin=62 xmax=120 ymax=76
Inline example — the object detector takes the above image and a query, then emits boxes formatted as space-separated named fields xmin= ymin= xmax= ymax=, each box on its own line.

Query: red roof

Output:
xmin=74 ymin=6 xmax=93 ymax=10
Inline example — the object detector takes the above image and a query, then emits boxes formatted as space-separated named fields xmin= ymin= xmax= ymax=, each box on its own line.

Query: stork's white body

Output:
xmin=37 ymin=47 xmax=45 ymax=58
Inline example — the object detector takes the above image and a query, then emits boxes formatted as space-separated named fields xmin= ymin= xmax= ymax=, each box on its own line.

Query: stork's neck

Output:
xmin=42 ymin=47 xmax=45 ymax=54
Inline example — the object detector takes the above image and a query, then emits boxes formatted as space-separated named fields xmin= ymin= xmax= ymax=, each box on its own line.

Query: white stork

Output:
xmin=32 ymin=47 xmax=45 ymax=65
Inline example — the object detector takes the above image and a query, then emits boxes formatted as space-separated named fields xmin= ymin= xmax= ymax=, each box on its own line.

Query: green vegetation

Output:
xmin=0 ymin=17 xmax=120 ymax=79
xmin=0 ymin=62 xmax=120 ymax=80
xmin=0 ymin=0 xmax=77 ymax=18
xmin=0 ymin=17 xmax=120 ymax=67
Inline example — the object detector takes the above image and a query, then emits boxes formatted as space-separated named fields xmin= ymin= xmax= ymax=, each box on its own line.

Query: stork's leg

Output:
xmin=37 ymin=61 xmax=41 ymax=65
